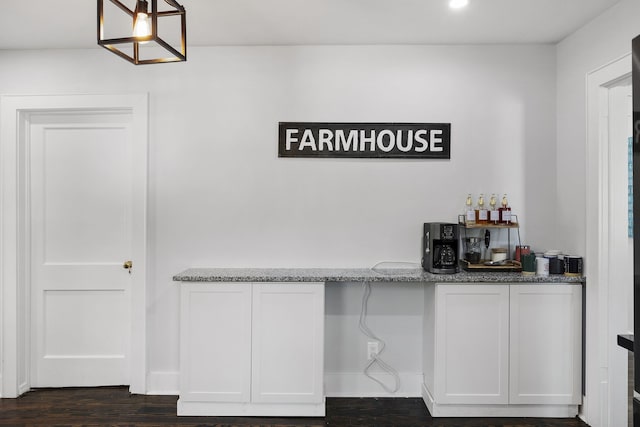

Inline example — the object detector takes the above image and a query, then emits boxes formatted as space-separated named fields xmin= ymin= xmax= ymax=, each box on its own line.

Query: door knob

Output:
xmin=123 ymin=260 xmax=133 ymax=270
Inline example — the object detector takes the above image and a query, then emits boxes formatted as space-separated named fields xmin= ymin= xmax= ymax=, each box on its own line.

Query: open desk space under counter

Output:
xmin=173 ymin=268 xmax=584 ymax=418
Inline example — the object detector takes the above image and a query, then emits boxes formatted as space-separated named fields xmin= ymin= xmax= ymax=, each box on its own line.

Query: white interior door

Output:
xmin=29 ymin=111 xmax=134 ymax=387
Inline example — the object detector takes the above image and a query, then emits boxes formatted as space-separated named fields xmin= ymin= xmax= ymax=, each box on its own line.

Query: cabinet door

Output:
xmin=251 ymin=283 xmax=324 ymax=404
xmin=434 ymin=284 xmax=510 ymax=404
xmin=179 ymin=283 xmax=252 ymax=402
xmin=509 ymin=284 xmax=582 ymax=405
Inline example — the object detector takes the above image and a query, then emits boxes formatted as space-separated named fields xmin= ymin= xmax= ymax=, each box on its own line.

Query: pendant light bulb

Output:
xmin=133 ymin=0 xmax=151 ymax=42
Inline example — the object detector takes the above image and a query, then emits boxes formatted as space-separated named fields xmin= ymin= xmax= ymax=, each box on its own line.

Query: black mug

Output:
xmin=549 ymin=257 xmax=564 ymax=274
xmin=564 ymin=256 xmax=583 ymax=276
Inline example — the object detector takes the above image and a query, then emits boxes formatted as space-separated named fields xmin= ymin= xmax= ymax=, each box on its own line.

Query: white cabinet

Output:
xmin=432 ymin=284 xmax=510 ymax=404
xmin=251 ymin=283 xmax=325 ymax=404
xmin=509 ymin=284 xmax=582 ymax=405
xmin=178 ymin=282 xmax=325 ymax=416
xmin=179 ymin=283 xmax=252 ymax=404
xmin=423 ymin=282 xmax=582 ymax=418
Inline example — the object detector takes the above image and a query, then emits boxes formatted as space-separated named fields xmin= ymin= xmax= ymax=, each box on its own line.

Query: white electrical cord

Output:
xmin=358 ymin=261 xmax=411 ymax=394
xmin=370 ymin=261 xmax=420 ymax=273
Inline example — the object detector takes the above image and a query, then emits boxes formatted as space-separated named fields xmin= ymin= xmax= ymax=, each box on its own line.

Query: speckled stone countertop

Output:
xmin=173 ymin=267 xmax=584 ymax=284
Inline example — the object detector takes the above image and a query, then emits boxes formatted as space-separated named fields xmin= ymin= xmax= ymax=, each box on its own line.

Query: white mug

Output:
xmin=536 ymin=256 xmax=549 ymax=277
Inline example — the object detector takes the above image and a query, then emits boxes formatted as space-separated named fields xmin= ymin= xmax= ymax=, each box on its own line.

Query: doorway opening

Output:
xmin=585 ymin=54 xmax=632 ymax=427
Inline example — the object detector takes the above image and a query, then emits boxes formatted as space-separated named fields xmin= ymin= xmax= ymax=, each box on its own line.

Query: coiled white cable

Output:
xmin=358 ymin=281 xmax=401 ymax=393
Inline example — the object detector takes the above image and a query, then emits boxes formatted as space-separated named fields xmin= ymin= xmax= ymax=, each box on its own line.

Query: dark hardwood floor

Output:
xmin=0 ymin=386 xmax=591 ymax=427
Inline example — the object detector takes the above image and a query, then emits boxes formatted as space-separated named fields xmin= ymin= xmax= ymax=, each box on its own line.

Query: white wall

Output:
xmin=0 ymin=44 xmax=556 ymax=394
xmin=556 ymin=0 xmax=640 ymax=256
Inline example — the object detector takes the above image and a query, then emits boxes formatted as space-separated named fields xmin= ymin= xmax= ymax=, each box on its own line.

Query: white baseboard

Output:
xmin=145 ymin=371 xmax=422 ymax=398
xmin=146 ymin=371 xmax=179 ymax=395
xmin=0 ymin=376 xmax=29 ymax=398
xmin=178 ymin=399 xmax=325 ymax=417
xmin=18 ymin=380 xmax=29 ymax=396
xmin=324 ymin=372 xmax=422 ymax=397
xmin=422 ymin=383 xmax=579 ymax=418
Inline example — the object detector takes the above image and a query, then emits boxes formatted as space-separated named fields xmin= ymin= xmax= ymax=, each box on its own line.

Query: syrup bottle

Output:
xmin=465 ymin=194 xmax=476 ymax=225
xmin=499 ymin=194 xmax=511 ymax=224
xmin=489 ymin=193 xmax=500 ymax=224
xmin=476 ymin=193 xmax=488 ymax=224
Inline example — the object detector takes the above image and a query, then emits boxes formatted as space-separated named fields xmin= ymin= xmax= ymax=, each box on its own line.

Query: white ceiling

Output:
xmin=0 ymin=0 xmax=622 ymax=49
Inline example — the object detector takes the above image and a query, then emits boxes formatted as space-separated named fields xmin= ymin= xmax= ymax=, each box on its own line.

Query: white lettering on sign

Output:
xmin=414 ymin=129 xmax=428 ymax=152
xmin=299 ymin=129 xmax=316 ymax=150
xmin=318 ymin=129 xmax=333 ymax=151
xmin=336 ymin=130 xmax=358 ymax=151
xmin=285 ymin=129 xmax=299 ymax=151
xmin=430 ymin=129 xmax=443 ymax=152
xmin=360 ymin=130 xmax=376 ymax=151
xmin=377 ymin=130 xmax=395 ymax=152
xmin=397 ymin=130 xmax=412 ymax=152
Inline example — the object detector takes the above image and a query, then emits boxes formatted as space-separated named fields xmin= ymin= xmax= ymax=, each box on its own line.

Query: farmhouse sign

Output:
xmin=278 ymin=122 xmax=451 ymax=159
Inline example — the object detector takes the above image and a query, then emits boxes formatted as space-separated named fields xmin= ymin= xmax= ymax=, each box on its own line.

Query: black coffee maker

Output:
xmin=422 ymin=222 xmax=459 ymax=274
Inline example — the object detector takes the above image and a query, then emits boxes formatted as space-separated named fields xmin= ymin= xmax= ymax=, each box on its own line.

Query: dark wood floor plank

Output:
xmin=0 ymin=387 xmax=591 ymax=427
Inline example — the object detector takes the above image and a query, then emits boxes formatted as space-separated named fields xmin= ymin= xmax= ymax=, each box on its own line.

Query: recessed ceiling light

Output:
xmin=449 ymin=0 xmax=469 ymax=9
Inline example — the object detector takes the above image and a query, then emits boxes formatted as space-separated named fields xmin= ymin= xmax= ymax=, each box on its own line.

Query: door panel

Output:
xmin=30 ymin=112 xmax=133 ymax=387
xmin=43 ymin=290 xmax=127 ymax=356
xmin=39 ymin=126 xmax=130 ymax=263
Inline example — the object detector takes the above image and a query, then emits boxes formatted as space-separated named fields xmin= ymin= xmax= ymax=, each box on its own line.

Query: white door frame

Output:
xmin=0 ymin=94 xmax=148 ymax=398
xmin=585 ymin=53 xmax=631 ymax=426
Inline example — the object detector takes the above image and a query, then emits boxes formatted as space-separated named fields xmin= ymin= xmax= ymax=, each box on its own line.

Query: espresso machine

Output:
xmin=422 ymin=222 xmax=459 ymax=274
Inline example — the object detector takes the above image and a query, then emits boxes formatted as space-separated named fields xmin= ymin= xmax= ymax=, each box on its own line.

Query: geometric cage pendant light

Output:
xmin=97 ymin=0 xmax=186 ymax=65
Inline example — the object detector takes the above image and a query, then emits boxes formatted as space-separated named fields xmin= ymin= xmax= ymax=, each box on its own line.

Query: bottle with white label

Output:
xmin=499 ymin=194 xmax=511 ymax=224
xmin=465 ymin=194 xmax=476 ymax=225
xmin=476 ymin=193 xmax=488 ymax=224
xmin=489 ymin=193 xmax=500 ymax=225
xmin=489 ymin=193 xmax=500 ymax=224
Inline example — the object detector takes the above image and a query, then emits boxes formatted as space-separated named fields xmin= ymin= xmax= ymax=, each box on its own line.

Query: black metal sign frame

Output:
xmin=278 ymin=122 xmax=451 ymax=159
